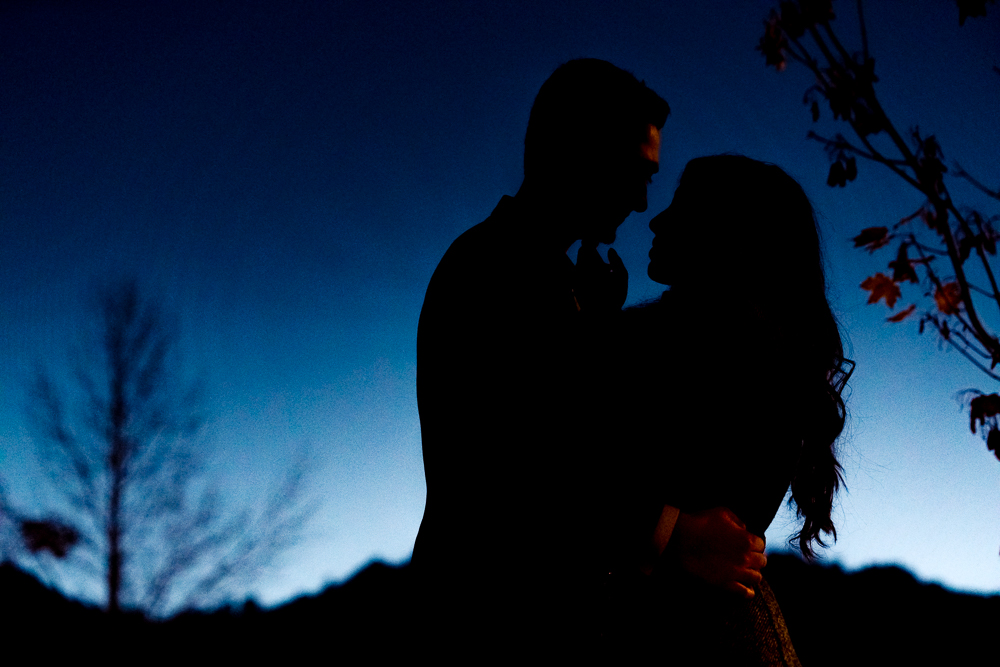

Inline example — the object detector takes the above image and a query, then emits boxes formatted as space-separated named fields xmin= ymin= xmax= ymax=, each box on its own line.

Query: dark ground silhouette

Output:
xmin=4 ymin=554 xmax=996 ymax=662
xmin=765 ymin=553 xmax=998 ymax=665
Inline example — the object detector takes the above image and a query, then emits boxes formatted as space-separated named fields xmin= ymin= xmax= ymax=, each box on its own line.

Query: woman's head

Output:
xmin=647 ymin=154 xmax=851 ymax=558
xmin=648 ymin=155 xmax=825 ymax=305
xmin=649 ymin=155 xmax=841 ymax=389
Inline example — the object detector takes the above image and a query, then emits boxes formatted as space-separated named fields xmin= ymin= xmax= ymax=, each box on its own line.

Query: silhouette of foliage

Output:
xmin=759 ymin=0 xmax=1000 ymax=460
xmin=20 ymin=520 xmax=79 ymax=558
xmin=8 ymin=279 xmax=314 ymax=617
xmin=963 ymin=390 xmax=1000 ymax=461
xmin=957 ymin=0 xmax=997 ymax=25
xmin=887 ymin=244 xmax=919 ymax=285
xmin=852 ymin=226 xmax=890 ymax=252
xmin=968 ymin=391 xmax=1000 ymax=434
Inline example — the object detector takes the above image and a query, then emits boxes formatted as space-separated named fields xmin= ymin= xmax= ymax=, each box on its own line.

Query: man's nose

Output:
xmin=649 ymin=209 xmax=668 ymax=232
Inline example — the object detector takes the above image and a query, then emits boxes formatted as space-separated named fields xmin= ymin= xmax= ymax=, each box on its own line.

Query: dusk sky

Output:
xmin=2 ymin=0 xmax=1000 ymax=610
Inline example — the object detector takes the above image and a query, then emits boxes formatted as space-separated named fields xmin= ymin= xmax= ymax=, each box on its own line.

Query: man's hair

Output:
xmin=523 ymin=59 xmax=670 ymax=184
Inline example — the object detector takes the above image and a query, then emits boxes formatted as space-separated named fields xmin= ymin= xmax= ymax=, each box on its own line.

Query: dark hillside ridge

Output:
xmin=766 ymin=553 xmax=998 ymax=665
xmin=4 ymin=555 xmax=997 ymax=662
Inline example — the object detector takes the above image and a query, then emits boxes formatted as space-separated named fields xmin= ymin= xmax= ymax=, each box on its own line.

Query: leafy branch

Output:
xmin=758 ymin=0 xmax=1000 ymax=458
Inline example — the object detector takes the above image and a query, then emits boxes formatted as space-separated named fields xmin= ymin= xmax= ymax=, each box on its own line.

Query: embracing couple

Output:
xmin=411 ymin=59 xmax=851 ymax=663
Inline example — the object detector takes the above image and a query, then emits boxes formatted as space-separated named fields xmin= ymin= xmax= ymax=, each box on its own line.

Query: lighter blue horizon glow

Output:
xmin=1 ymin=0 xmax=999 ymax=610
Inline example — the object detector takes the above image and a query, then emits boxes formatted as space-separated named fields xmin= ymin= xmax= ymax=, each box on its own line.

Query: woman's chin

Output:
xmin=646 ymin=262 xmax=670 ymax=285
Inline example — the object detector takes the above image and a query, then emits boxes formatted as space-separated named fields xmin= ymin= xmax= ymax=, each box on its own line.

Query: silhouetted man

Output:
xmin=412 ymin=59 xmax=764 ymax=656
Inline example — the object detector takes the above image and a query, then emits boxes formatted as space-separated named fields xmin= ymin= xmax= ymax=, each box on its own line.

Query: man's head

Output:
xmin=523 ymin=59 xmax=669 ymax=244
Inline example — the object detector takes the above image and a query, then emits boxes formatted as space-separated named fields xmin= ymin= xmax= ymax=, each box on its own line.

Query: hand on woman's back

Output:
xmin=667 ymin=506 xmax=766 ymax=599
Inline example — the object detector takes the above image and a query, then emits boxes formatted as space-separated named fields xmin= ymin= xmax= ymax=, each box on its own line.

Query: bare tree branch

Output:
xmin=953 ymin=163 xmax=1000 ymax=202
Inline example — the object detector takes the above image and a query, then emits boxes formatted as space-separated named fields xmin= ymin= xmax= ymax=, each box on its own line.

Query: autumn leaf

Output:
xmin=861 ymin=273 xmax=901 ymax=308
xmin=934 ymin=281 xmax=962 ymax=315
xmin=758 ymin=10 xmax=788 ymax=71
xmin=852 ymin=226 xmax=891 ymax=252
xmin=888 ymin=244 xmax=919 ymax=283
xmin=886 ymin=304 xmax=916 ymax=322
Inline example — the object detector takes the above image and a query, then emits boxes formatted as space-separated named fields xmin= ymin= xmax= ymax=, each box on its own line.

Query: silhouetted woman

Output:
xmin=612 ymin=155 xmax=852 ymax=665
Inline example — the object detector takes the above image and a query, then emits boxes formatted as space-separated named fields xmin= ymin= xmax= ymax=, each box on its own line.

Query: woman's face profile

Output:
xmin=647 ymin=182 xmax=692 ymax=286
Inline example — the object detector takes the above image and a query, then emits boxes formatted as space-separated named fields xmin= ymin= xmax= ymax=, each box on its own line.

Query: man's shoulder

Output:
xmin=421 ymin=194 xmax=573 ymax=318
xmin=425 ymin=196 xmax=520 ymax=292
xmin=440 ymin=196 xmax=516 ymax=264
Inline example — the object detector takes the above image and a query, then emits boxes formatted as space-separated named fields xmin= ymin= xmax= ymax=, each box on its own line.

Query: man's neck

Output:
xmin=513 ymin=180 xmax=579 ymax=254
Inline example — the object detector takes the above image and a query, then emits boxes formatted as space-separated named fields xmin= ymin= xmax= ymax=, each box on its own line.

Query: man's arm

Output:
xmin=649 ymin=505 xmax=767 ymax=599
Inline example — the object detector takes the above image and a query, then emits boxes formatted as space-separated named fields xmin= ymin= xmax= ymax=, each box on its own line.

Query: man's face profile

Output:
xmin=582 ymin=123 xmax=661 ymax=245
xmin=634 ymin=123 xmax=662 ymax=214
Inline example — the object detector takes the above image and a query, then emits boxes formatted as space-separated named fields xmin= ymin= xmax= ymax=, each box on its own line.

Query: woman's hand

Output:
xmin=666 ymin=507 xmax=766 ymax=599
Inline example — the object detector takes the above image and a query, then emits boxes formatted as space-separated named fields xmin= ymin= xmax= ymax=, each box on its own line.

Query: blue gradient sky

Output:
xmin=2 ymin=0 xmax=999 ymax=608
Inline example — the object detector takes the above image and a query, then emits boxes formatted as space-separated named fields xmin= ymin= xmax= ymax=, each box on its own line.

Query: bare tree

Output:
xmin=16 ymin=279 xmax=313 ymax=617
xmin=757 ymin=0 xmax=1000 ymax=459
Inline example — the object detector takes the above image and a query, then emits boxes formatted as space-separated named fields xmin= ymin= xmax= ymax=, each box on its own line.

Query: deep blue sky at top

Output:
xmin=2 ymin=0 xmax=999 ymax=608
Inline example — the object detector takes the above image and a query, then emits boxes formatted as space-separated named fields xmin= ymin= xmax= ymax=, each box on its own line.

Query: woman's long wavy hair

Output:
xmin=660 ymin=155 xmax=852 ymax=559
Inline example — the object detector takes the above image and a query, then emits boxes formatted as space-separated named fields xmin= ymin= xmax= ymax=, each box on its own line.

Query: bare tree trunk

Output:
xmin=107 ymin=336 xmax=128 ymax=615
xmin=107 ymin=474 xmax=122 ymax=614
xmin=20 ymin=279 xmax=315 ymax=617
